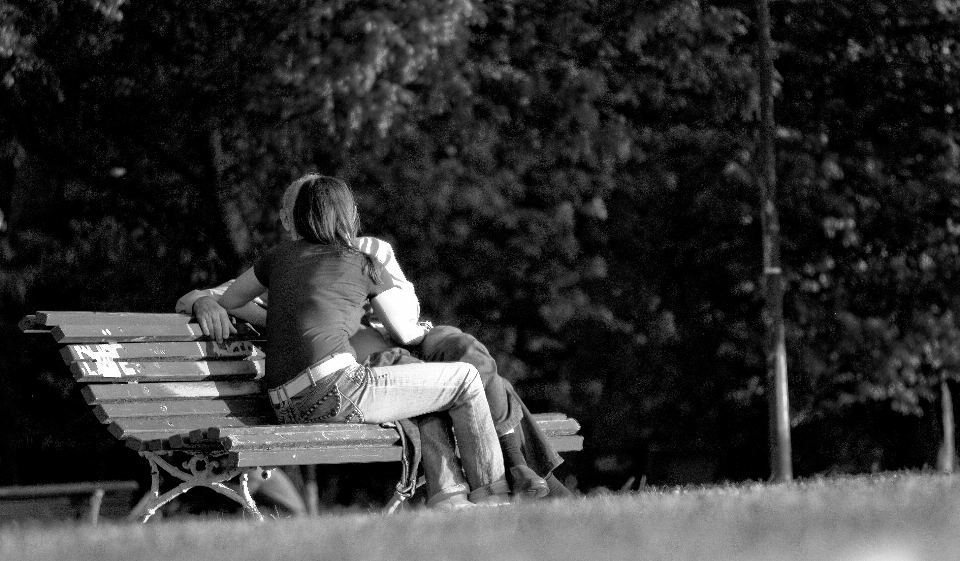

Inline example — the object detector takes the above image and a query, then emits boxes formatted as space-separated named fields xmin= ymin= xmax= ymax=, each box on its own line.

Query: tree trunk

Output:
xmin=938 ymin=374 xmax=956 ymax=473
xmin=206 ymin=123 xmax=251 ymax=272
xmin=756 ymin=0 xmax=792 ymax=482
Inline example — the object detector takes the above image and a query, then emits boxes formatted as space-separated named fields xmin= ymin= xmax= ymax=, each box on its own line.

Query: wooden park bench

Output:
xmin=20 ymin=311 xmax=583 ymax=522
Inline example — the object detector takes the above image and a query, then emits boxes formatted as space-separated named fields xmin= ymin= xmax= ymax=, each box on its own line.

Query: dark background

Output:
xmin=2 ymin=0 xmax=960 ymax=499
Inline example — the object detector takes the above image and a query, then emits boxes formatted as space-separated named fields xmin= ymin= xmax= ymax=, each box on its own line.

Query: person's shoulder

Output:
xmin=262 ymin=240 xmax=317 ymax=264
xmin=276 ymin=239 xmax=324 ymax=254
xmin=262 ymin=239 xmax=295 ymax=258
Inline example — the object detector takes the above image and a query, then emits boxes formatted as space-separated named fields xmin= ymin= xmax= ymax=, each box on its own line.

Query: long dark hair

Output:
xmin=290 ymin=174 xmax=382 ymax=282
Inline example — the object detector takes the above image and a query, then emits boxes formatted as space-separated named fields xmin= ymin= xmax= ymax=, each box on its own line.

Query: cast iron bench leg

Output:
xmin=128 ymin=451 xmax=263 ymax=523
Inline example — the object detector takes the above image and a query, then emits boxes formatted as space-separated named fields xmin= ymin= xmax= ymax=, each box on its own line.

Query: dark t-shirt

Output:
xmin=253 ymin=240 xmax=392 ymax=389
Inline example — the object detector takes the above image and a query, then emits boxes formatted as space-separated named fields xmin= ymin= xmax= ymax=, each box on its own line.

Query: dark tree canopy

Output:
xmin=2 ymin=0 xmax=960 ymax=493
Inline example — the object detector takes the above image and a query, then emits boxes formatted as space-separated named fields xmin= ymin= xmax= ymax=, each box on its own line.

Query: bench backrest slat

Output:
xmin=61 ymin=342 xmax=264 ymax=364
xmin=82 ymin=381 xmax=262 ymax=403
xmin=70 ymin=360 xmax=264 ymax=383
xmin=37 ymin=311 xmax=200 ymax=326
xmin=52 ymin=323 xmax=261 ymax=344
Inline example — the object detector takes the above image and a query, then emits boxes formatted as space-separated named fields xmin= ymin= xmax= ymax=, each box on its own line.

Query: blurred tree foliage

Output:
xmin=2 ymin=0 xmax=959 ymax=493
xmin=763 ymin=0 xmax=960 ymax=474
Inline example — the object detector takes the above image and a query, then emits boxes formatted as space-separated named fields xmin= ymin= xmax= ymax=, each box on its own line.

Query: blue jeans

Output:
xmin=272 ymin=361 xmax=507 ymax=501
xmin=418 ymin=326 xmax=523 ymax=436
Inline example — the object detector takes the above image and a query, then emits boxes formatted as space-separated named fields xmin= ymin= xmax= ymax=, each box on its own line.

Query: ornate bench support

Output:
xmin=128 ymin=451 xmax=263 ymax=523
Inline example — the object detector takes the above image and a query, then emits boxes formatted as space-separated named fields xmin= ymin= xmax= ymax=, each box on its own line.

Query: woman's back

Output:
xmin=255 ymin=240 xmax=391 ymax=388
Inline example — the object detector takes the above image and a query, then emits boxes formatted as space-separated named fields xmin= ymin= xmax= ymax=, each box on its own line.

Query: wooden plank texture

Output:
xmin=61 ymin=341 xmax=264 ymax=364
xmin=107 ymin=415 xmax=275 ymax=440
xmin=222 ymin=428 xmax=400 ymax=450
xmin=37 ymin=311 xmax=196 ymax=326
xmin=94 ymin=398 xmax=270 ymax=422
xmin=547 ymin=435 xmax=584 ymax=453
xmin=205 ymin=417 xmax=579 ymax=444
xmin=527 ymin=412 xmax=568 ymax=421
xmin=526 ymin=418 xmax=580 ymax=436
xmin=206 ymin=423 xmax=386 ymax=441
xmin=229 ymin=446 xmax=402 ymax=468
xmin=228 ymin=436 xmax=581 ymax=468
xmin=120 ymin=430 xmax=225 ymax=451
xmin=52 ymin=323 xmax=261 ymax=343
xmin=82 ymin=381 xmax=262 ymax=404
xmin=71 ymin=360 xmax=264 ymax=383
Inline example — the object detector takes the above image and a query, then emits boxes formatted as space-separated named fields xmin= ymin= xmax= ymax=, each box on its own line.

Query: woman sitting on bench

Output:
xmin=218 ymin=173 xmax=510 ymax=508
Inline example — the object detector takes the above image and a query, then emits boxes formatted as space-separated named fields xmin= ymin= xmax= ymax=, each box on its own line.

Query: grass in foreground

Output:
xmin=1 ymin=471 xmax=958 ymax=561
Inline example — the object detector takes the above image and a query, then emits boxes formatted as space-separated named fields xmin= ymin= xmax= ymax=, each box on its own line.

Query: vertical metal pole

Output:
xmin=939 ymin=374 xmax=955 ymax=473
xmin=756 ymin=0 xmax=793 ymax=481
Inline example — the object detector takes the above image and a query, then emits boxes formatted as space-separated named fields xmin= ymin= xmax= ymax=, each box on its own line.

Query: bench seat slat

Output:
xmin=222 ymin=433 xmax=585 ymax=453
xmin=107 ymin=415 xmax=275 ymax=439
xmin=82 ymin=381 xmax=262 ymax=404
xmin=52 ymin=323 xmax=261 ymax=343
xmin=229 ymin=446 xmax=402 ymax=467
xmin=95 ymin=398 xmax=270 ymax=422
xmin=119 ymin=430 xmax=230 ymax=451
xmin=218 ymin=422 xmax=581 ymax=450
xmin=547 ymin=435 xmax=583 ymax=452
xmin=206 ymin=423 xmax=391 ymax=440
xmin=205 ymin=418 xmax=580 ymax=449
xmin=224 ymin=434 xmax=584 ymax=468
xmin=61 ymin=342 xmax=264 ymax=364
xmin=525 ymin=412 xmax=568 ymax=421
xmin=223 ymin=430 xmax=400 ymax=450
xmin=71 ymin=360 xmax=264 ymax=383
xmin=202 ymin=413 xmax=570 ymax=440
xmin=534 ymin=418 xmax=581 ymax=435
xmin=118 ymin=418 xmax=581 ymax=454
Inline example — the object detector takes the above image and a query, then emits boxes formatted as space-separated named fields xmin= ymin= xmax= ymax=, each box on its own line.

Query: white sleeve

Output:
xmin=175 ymin=281 xmax=233 ymax=314
xmin=175 ymin=279 xmax=268 ymax=314
xmin=370 ymin=287 xmax=427 ymax=346
xmin=356 ymin=237 xmax=421 ymax=319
